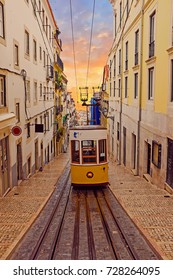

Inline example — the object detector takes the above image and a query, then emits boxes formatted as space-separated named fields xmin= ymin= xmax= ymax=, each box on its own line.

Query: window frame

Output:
xmin=134 ymin=72 xmax=138 ymax=99
xmin=149 ymin=11 xmax=156 ymax=58
xmin=0 ymin=74 xmax=6 ymax=107
xmin=0 ymin=1 xmax=5 ymax=39
xmin=148 ymin=67 xmax=154 ymax=100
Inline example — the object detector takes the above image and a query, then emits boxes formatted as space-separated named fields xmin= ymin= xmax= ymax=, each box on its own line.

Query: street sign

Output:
xmin=11 ymin=126 xmax=22 ymax=136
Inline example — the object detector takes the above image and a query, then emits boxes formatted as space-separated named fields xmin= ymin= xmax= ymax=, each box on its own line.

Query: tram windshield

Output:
xmin=82 ymin=140 xmax=97 ymax=163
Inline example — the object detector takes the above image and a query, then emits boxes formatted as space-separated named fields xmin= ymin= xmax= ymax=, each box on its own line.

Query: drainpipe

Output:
xmin=137 ymin=0 xmax=145 ymax=175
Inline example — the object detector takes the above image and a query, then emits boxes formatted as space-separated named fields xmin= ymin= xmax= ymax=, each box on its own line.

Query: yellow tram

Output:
xmin=69 ymin=125 xmax=109 ymax=186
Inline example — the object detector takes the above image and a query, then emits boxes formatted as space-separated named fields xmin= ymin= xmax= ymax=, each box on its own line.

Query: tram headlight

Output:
xmin=86 ymin=171 xmax=94 ymax=178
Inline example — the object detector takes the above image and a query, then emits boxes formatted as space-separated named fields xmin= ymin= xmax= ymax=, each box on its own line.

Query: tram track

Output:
xmin=10 ymin=167 xmax=161 ymax=260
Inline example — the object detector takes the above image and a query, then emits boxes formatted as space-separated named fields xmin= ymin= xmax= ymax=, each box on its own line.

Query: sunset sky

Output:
xmin=49 ymin=0 xmax=113 ymax=103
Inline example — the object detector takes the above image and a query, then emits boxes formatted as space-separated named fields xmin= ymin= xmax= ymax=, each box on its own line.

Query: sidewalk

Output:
xmin=0 ymin=154 xmax=173 ymax=259
xmin=109 ymin=159 xmax=173 ymax=260
xmin=0 ymin=152 xmax=69 ymax=260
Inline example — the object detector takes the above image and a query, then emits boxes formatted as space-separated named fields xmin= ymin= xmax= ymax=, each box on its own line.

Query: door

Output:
xmin=147 ymin=143 xmax=151 ymax=175
xmin=131 ymin=134 xmax=136 ymax=169
xmin=17 ymin=143 xmax=23 ymax=181
xmin=0 ymin=137 xmax=9 ymax=195
xmin=123 ymin=127 xmax=126 ymax=166
xmin=35 ymin=140 xmax=39 ymax=170
xmin=166 ymin=138 xmax=173 ymax=188
xmin=40 ymin=142 xmax=43 ymax=167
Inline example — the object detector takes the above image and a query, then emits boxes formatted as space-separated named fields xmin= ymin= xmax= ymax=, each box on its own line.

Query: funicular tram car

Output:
xmin=69 ymin=125 xmax=109 ymax=186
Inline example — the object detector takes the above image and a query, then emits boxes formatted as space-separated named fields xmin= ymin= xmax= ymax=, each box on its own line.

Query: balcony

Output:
xmin=55 ymin=54 xmax=64 ymax=71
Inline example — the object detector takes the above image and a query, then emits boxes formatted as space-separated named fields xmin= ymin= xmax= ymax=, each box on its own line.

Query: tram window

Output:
xmin=82 ymin=140 xmax=97 ymax=163
xmin=71 ymin=140 xmax=80 ymax=163
xmin=99 ymin=139 xmax=107 ymax=162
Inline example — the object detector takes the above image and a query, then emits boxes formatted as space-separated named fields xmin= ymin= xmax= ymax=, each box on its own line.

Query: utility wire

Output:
xmin=86 ymin=0 xmax=96 ymax=87
xmin=69 ymin=0 xmax=78 ymax=99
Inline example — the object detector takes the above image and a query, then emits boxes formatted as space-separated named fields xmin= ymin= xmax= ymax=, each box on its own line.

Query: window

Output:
xmin=114 ymin=55 xmax=116 ymax=77
xmin=113 ymin=81 xmax=116 ymax=97
xmin=14 ymin=44 xmax=19 ymax=66
xmin=82 ymin=140 xmax=97 ymax=164
xmin=109 ymin=59 xmax=111 ymax=79
xmin=99 ymin=139 xmax=107 ymax=163
xmin=49 ymin=25 xmax=51 ymax=42
xmin=126 ymin=0 xmax=129 ymax=17
xmin=135 ymin=29 xmax=139 ymax=65
xmin=152 ymin=140 xmax=161 ymax=169
xmin=26 ymin=80 xmax=30 ymax=103
xmin=15 ymin=103 xmax=20 ymax=123
xmin=42 ymin=9 xmax=45 ymax=29
xmin=171 ymin=60 xmax=173 ymax=102
xmin=43 ymin=86 xmax=46 ymax=101
xmin=0 ymin=2 xmax=5 ymax=38
xmin=27 ymin=156 xmax=31 ymax=175
xmin=40 ymin=83 xmax=42 ymax=98
xmin=34 ymin=81 xmax=37 ymax=103
xmin=120 ymin=2 xmax=122 ymax=28
xmin=39 ymin=46 xmax=42 ymax=61
xmin=148 ymin=67 xmax=154 ymax=99
xmin=125 ymin=76 xmax=128 ymax=98
xmin=0 ymin=75 xmax=6 ymax=107
xmin=44 ymin=113 xmax=46 ymax=133
xmin=38 ymin=0 xmax=41 ymax=13
xmin=27 ymin=123 xmax=30 ymax=138
xmin=149 ymin=11 xmax=155 ymax=58
xmin=118 ymin=78 xmax=121 ymax=97
xmin=117 ymin=122 xmax=120 ymax=140
xmin=33 ymin=39 xmax=37 ymax=61
xmin=125 ymin=41 xmax=128 ymax=70
xmin=119 ymin=49 xmax=121 ymax=74
xmin=114 ymin=14 xmax=117 ymax=37
xmin=71 ymin=140 xmax=80 ymax=163
xmin=45 ymin=16 xmax=48 ymax=36
xmin=43 ymin=50 xmax=46 ymax=67
xmin=25 ymin=30 xmax=29 ymax=55
xmin=134 ymin=73 xmax=138 ymax=98
xmin=33 ymin=0 xmax=36 ymax=16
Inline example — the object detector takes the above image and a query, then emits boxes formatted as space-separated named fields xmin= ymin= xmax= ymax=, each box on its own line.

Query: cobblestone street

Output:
xmin=0 ymin=153 xmax=173 ymax=259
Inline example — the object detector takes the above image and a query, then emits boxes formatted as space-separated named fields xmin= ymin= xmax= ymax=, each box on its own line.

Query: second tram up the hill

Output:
xmin=69 ymin=125 xmax=109 ymax=187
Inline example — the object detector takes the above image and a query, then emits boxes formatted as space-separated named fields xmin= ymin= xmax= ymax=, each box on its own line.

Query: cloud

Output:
xmin=49 ymin=0 xmax=113 ymax=97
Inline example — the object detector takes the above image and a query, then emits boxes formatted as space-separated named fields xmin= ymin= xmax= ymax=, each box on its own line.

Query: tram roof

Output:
xmin=69 ymin=125 xmax=107 ymax=130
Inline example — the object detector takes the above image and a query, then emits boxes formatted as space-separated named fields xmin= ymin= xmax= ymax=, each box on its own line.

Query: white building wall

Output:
xmin=0 ymin=0 xmax=58 ymax=193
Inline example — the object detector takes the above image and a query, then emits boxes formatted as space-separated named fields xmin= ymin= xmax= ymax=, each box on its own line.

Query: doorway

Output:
xmin=0 ymin=137 xmax=9 ymax=195
xmin=17 ymin=142 xmax=23 ymax=181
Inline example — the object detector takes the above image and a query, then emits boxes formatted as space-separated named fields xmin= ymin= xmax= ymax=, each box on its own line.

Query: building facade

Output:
xmin=108 ymin=0 xmax=173 ymax=191
xmin=0 ymin=0 xmax=62 ymax=196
